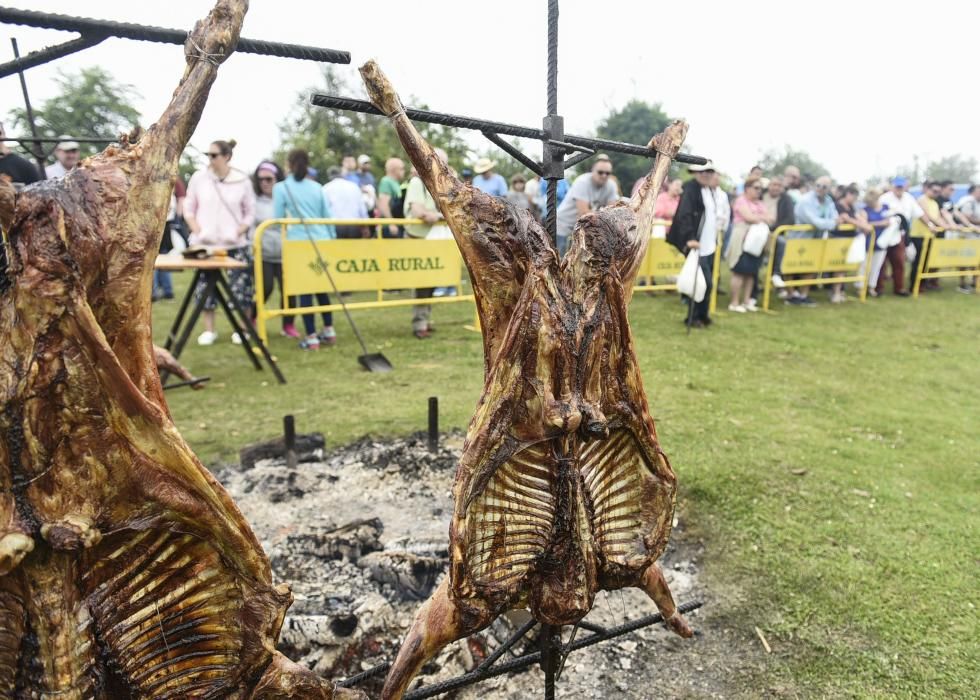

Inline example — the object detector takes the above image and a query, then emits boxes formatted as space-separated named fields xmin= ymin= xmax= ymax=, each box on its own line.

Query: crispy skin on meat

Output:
xmin=360 ymin=60 xmax=694 ymax=699
xmin=0 ymin=2 xmax=361 ymax=697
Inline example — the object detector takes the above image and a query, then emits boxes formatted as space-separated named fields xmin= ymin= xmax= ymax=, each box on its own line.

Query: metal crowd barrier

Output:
xmin=252 ymin=218 xmax=474 ymax=343
xmin=761 ymin=224 xmax=874 ymax=311
xmin=910 ymin=228 xmax=980 ymax=297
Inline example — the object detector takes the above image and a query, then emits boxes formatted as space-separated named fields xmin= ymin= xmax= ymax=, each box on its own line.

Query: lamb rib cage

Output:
xmin=358 ymin=60 xmax=694 ymax=700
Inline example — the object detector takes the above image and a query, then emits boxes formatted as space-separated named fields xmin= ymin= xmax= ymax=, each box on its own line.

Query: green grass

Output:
xmin=153 ymin=272 xmax=979 ymax=697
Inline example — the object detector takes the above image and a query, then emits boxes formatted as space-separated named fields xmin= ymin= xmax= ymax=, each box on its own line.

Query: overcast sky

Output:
xmin=3 ymin=0 xmax=978 ymax=184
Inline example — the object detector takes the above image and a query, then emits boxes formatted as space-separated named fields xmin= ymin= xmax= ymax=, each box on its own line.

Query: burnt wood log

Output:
xmin=0 ymin=1 xmax=361 ymax=697
xmin=240 ymin=432 xmax=327 ymax=469
xmin=359 ymin=60 xmax=694 ymax=700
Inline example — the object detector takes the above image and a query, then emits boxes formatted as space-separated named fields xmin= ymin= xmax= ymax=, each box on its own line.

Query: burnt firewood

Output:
xmin=240 ymin=432 xmax=327 ymax=469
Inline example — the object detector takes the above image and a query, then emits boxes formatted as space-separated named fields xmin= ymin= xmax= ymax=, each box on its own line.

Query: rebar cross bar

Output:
xmin=312 ymin=0 xmax=707 ymax=244
xmin=0 ymin=5 xmax=351 ymax=79
xmin=337 ymin=600 xmax=703 ymax=698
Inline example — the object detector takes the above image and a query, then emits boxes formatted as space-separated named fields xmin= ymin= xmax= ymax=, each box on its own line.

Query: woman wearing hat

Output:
xmin=471 ymin=158 xmax=508 ymax=197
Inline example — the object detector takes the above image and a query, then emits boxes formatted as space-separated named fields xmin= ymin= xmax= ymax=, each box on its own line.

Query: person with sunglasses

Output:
xmin=184 ymin=139 xmax=256 ymax=345
xmin=727 ymin=176 xmax=775 ymax=312
xmin=555 ymin=155 xmax=619 ymax=256
xmin=790 ymin=175 xmax=840 ymax=306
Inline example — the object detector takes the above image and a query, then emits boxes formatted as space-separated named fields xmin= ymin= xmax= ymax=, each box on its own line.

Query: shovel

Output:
xmin=310 ymin=243 xmax=394 ymax=373
xmin=282 ymin=184 xmax=393 ymax=372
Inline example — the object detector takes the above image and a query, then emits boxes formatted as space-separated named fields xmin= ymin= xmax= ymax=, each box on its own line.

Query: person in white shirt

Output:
xmin=322 ymin=166 xmax=369 ymax=238
xmin=44 ymin=137 xmax=80 ymax=178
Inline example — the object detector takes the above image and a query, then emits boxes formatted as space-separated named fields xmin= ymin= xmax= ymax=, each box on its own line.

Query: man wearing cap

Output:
xmin=667 ymin=161 xmax=717 ymax=328
xmin=46 ymin=137 xmax=80 ymax=178
xmin=471 ymin=158 xmax=507 ymax=197
xmin=555 ymin=155 xmax=619 ymax=256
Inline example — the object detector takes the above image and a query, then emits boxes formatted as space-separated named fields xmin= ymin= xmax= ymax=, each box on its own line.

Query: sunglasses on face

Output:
xmin=208 ymin=152 xmax=223 ymax=159
xmin=595 ymin=170 xmax=612 ymax=176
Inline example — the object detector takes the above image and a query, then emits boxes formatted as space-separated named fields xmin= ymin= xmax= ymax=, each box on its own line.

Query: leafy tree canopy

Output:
xmin=924 ymin=154 xmax=977 ymax=183
xmin=7 ymin=67 xmax=141 ymax=159
xmin=595 ymin=100 xmax=673 ymax=194
xmin=277 ymin=67 xmax=470 ymax=182
xmin=758 ymin=146 xmax=829 ymax=181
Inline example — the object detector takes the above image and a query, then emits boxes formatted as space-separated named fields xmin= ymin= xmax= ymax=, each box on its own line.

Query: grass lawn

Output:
xmin=153 ymin=273 xmax=979 ymax=697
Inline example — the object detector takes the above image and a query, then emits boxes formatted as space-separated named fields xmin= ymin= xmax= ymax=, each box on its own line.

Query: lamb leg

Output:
xmin=381 ymin=578 xmax=497 ymax=700
xmin=640 ymin=563 xmax=693 ymax=638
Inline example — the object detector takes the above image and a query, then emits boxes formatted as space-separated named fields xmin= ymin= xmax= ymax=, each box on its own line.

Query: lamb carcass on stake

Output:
xmin=359 ymin=61 xmax=695 ymax=699
xmin=0 ymin=1 xmax=359 ymax=697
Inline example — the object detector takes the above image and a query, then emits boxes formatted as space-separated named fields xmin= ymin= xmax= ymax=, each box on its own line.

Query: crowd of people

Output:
xmin=3 ymin=123 xmax=978 ymax=344
xmin=665 ymin=163 xmax=980 ymax=328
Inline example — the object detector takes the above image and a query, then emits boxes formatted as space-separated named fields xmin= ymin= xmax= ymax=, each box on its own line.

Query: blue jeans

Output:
xmin=153 ymin=269 xmax=173 ymax=298
xmin=299 ymin=293 xmax=333 ymax=336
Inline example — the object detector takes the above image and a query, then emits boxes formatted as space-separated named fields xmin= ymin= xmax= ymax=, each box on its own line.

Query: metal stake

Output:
xmin=9 ymin=38 xmax=46 ymax=177
xmin=283 ymin=414 xmax=297 ymax=469
xmin=427 ymin=396 xmax=439 ymax=453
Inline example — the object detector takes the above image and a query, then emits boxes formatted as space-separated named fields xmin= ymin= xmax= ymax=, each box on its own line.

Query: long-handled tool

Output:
xmin=282 ymin=185 xmax=393 ymax=372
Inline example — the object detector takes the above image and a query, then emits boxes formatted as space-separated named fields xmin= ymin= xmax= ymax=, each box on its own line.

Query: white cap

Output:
xmin=56 ymin=136 xmax=80 ymax=151
xmin=357 ymin=154 xmax=371 ymax=165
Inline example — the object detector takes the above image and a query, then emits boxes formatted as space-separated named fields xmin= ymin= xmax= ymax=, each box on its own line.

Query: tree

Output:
xmin=924 ymin=155 xmax=977 ymax=183
xmin=7 ymin=67 xmax=141 ymax=159
xmin=758 ymin=146 xmax=829 ymax=181
xmin=595 ymin=100 xmax=673 ymax=194
xmin=277 ymin=67 xmax=470 ymax=180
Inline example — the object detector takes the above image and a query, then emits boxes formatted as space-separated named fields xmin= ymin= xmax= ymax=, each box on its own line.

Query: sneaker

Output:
xmin=830 ymin=293 xmax=844 ymax=304
xmin=777 ymin=289 xmax=789 ymax=300
xmin=299 ymin=335 xmax=320 ymax=351
xmin=317 ymin=326 xmax=337 ymax=345
xmin=772 ymin=274 xmax=786 ymax=288
xmin=728 ymin=304 xmax=747 ymax=313
xmin=231 ymin=332 xmax=247 ymax=345
xmin=895 ymin=290 xmax=910 ymax=297
xmin=800 ymin=296 xmax=817 ymax=307
xmin=197 ymin=330 xmax=218 ymax=346
xmin=281 ymin=323 xmax=300 ymax=339
xmin=957 ymin=285 xmax=974 ymax=294
xmin=746 ymin=298 xmax=759 ymax=311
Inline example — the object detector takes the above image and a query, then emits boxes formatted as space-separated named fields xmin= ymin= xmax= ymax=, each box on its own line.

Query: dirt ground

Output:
xmin=216 ymin=433 xmax=771 ymax=699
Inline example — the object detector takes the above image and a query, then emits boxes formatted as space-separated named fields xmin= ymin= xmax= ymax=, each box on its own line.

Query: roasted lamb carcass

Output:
xmin=0 ymin=1 xmax=358 ymax=697
xmin=360 ymin=61 xmax=694 ymax=699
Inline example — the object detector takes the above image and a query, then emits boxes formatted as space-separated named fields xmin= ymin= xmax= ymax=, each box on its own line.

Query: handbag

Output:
xmin=743 ymin=222 xmax=770 ymax=257
xmin=676 ymin=250 xmax=707 ymax=302
xmin=876 ymin=217 xmax=902 ymax=249
xmin=846 ymin=233 xmax=867 ymax=264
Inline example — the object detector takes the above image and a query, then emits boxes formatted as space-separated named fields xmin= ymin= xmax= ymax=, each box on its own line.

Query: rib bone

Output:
xmin=360 ymin=60 xmax=693 ymax=700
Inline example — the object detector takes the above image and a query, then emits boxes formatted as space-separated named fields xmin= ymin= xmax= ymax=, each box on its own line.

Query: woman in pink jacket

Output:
xmin=184 ymin=139 xmax=256 ymax=345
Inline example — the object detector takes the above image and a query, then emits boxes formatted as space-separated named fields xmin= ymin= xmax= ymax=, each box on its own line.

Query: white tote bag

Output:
xmin=676 ymin=250 xmax=707 ymax=302
xmin=742 ymin=223 xmax=770 ymax=257
xmin=846 ymin=233 xmax=867 ymax=264
xmin=651 ymin=223 xmax=667 ymax=239
xmin=876 ymin=217 xmax=902 ymax=249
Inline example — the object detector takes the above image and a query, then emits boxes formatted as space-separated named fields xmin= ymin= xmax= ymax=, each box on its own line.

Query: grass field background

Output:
xmin=153 ymin=275 xmax=979 ymax=697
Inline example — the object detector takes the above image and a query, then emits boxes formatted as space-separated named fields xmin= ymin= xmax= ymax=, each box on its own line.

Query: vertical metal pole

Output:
xmin=539 ymin=623 xmax=560 ymax=700
xmin=543 ymin=0 xmax=561 ymax=246
xmin=427 ymin=396 xmax=438 ymax=453
xmin=10 ymin=38 xmax=47 ymax=178
xmin=283 ymin=414 xmax=297 ymax=468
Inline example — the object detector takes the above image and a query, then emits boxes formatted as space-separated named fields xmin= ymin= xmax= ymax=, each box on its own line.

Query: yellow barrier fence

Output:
xmin=761 ymin=224 xmax=874 ymax=311
xmin=632 ymin=219 xmax=723 ymax=313
xmin=911 ymin=230 xmax=980 ymax=297
xmin=253 ymin=218 xmax=474 ymax=343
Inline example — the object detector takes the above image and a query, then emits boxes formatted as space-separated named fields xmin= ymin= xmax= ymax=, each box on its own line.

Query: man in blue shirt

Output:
xmin=471 ymin=158 xmax=508 ymax=197
xmin=790 ymin=175 xmax=840 ymax=306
